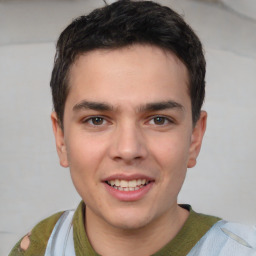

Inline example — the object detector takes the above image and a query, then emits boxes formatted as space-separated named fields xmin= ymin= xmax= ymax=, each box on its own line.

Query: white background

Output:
xmin=1 ymin=0 xmax=256 ymax=255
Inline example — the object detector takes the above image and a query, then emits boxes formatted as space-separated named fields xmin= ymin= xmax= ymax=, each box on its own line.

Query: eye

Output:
xmin=84 ymin=116 xmax=106 ymax=126
xmin=148 ymin=116 xmax=172 ymax=126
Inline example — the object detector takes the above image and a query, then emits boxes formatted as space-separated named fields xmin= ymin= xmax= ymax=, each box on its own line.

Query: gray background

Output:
xmin=1 ymin=0 xmax=256 ymax=255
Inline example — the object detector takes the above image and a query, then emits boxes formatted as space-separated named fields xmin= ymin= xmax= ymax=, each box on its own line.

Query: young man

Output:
xmin=9 ymin=1 xmax=256 ymax=255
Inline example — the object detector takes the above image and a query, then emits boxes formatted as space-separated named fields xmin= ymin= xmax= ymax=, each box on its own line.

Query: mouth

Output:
xmin=105 ymin=179 xmax=152 ymax=191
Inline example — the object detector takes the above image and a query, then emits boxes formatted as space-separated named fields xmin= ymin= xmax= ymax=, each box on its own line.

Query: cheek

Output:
xmin=66 ymin=137 xmax=104 ymax=204
xmin=64 ymin=133 xmax=107 ymax=195
xmin=66 ymin=131 xmax=107 ymax=168
xmin=149 ymin=132 xmax=191 ymax=169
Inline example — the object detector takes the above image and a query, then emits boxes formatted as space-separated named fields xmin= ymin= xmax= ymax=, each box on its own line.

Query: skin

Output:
xmin=51 ymin=44 xmax=207 ymax=256
xmin=20 ymin=233 xmax=31 ymax=251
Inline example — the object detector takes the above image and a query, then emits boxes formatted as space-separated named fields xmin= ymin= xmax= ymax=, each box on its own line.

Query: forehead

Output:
xmin=67 ymin=45 xmax=190 ymax=110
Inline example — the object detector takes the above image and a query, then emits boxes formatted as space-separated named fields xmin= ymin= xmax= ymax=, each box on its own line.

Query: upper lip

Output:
xmin=102 ymin=174 xmax=155 ymax=182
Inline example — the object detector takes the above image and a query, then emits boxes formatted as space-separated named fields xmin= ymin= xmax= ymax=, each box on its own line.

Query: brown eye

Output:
xmin=91 ymin=117 xmax=104 ymax=125
xmin=84 ymin=117 xmax=106 ymax=126
xmin=148 ymin=116 xmax=172 ymax=126
xmin=153 ymin=117 xmax=166 ymax=125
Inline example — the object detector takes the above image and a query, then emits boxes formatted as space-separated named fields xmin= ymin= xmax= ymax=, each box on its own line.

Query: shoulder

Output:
xmin=219 ymin=221 xmax=256 ymax=249
xmin=180 ymin=204 xmax=221 ymax=236
xmin=9 ymin=211 xmax=64 ymax=256
xmin=188 ymin=220 xmax=256 ymax=256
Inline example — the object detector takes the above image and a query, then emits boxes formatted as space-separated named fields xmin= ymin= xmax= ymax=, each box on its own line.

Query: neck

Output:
xmin=85 ymin=205 xmax=189 ymax=256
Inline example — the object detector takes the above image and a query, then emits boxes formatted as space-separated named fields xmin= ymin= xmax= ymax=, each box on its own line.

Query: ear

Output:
xmin=51 ymin=112 xmax=69 ymax=168
xmin=187 ymin=111 xmax=207 ymax=168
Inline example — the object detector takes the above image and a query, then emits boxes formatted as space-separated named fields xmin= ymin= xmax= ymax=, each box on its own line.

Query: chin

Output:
xmin=106 ymin=209 xmax=154 ymax=231
xmin=111 ymin=219 xmax=150 ymax=231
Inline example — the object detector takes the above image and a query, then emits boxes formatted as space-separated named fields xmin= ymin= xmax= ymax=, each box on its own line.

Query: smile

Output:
xmin=106 ymin=179 xmax=151 ymax=191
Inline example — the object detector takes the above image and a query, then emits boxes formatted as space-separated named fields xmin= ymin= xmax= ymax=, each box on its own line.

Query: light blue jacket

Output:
xmin=45 ymin=210 xmax=256 ymax=256
xmin=188 ymin=220 xmax=256 ymax=255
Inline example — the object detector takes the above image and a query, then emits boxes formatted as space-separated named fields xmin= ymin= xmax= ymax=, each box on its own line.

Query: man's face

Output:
xmin=52 ymin=45 xmax=206 ymax=230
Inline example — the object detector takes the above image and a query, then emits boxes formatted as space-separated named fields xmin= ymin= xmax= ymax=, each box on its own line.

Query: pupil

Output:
xmin=92 ymin=117 xmax=103 ymax=125
xmin=154 ymin=117 xmax=164 ymax=125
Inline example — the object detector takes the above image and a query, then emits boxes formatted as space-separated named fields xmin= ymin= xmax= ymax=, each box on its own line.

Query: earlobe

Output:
xmin=51 ymin=112 xmax=69 ymax=168
xmin=187 ymin=111 xmax=207 ymax=168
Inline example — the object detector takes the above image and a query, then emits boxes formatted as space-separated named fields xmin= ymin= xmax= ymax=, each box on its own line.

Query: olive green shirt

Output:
xmin=9 ymin=202 xmax=220 ymax=256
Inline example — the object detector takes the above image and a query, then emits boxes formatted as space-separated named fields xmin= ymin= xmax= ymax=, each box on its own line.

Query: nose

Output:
xmin=109 ymin=121 xmax=148 ymax=163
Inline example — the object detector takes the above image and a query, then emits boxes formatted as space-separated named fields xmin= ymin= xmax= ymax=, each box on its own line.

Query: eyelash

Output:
xmin=82 ymin=115 xmax=173 ymax=127
xmin=82 ymin=116 xmax=108 ymax=126
xmin=147 ymin=115 xmax=174 ymax=126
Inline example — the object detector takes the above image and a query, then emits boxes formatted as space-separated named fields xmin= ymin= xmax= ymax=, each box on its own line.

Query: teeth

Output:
xmin=107 ymin=179 xmax=150 ymax=190
xmin=136 ymin=179 xmax=142 ymax=186
xmin=128 ymin=180 xmax=136 ymax=187
xmin=120 ymin=180 xmax=128 ymax=188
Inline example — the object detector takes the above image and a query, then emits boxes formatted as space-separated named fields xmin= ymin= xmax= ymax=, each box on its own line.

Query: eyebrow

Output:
xmin=72 ymin=100 xmax=184 ymax=113
xmin=139 ymin=100 xmax=184 ymax=112
xmin=73 ymin=100 xmax=113 ymax=112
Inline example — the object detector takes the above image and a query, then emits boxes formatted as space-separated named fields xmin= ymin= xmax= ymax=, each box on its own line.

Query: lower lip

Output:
xmin=104 ymin=182 xmax=154 ymax=202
